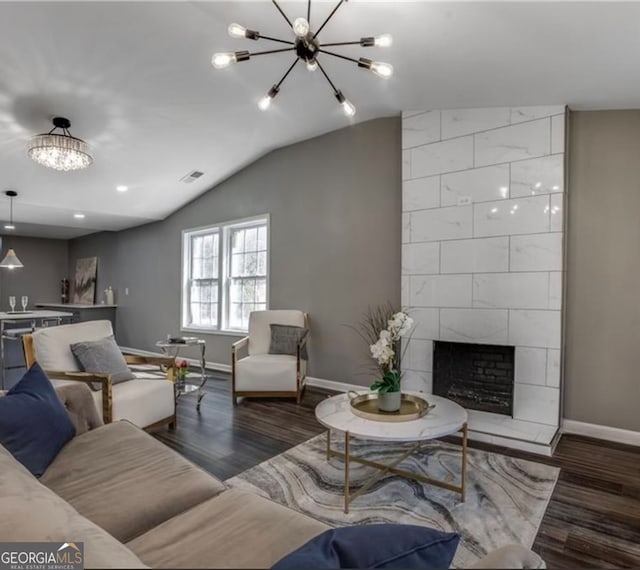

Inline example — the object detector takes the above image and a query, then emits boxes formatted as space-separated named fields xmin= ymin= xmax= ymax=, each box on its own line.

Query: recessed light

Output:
xmin=74 ymin=213 xmax=85 ymax=219
xmin=116 ymin=185 xmax=128 ymax=192
xmin=4 ymin=224 xmax=15 ymax=230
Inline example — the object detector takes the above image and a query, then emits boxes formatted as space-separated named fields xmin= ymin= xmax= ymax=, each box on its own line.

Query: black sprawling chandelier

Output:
xmin=212 ymin=0 xmax=393 ymax=117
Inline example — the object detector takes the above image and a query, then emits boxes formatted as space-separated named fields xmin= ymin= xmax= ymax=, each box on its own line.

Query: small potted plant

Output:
xmin=353 ymin=304 xmax=414 ymax=412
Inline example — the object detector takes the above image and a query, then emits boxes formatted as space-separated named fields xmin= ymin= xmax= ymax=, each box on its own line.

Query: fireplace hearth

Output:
xmin=433 ymin=341 xmax=514 ymax=416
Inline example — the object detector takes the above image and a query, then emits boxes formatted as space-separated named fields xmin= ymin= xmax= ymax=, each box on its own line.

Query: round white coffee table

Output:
xmin=315 ymin=391 xmax=468 ymax=513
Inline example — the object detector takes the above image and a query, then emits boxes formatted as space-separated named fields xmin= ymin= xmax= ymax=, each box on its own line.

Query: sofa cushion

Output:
xmin=235 ymin=354 xmax=305 ymax=392
xmin=272 ymin=524 xmax=460 ymax=569
xmin=51 ymin=377 xmax=175 ymax=427
xmin=269 ymin=324 xmax=308 ymax=360
xmin=0 ymin=363 xmax=76 ymax=476
xmin=32 ymin=319 xmax=114 ymax=372
xmin=70 ymin=335 xmax=135 ymax=387
xmin=41 ymin=421 xmax=226 ymax=543
xmin=248 ymin=310 xmax=305 ymax=355
xmin=0 ymin=444 xmax=147 ymax=569
xmin=128 ymin=488 xmax=328 ymax=569
xmin=468 ymin=544 xmax=546 ymax=569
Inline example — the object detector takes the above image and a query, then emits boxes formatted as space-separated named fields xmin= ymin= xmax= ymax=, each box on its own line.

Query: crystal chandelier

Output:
xmin=27 ymin=117 xmax=93 ymax=171
xmin=212 ymin=0 xmax=393 ymax=117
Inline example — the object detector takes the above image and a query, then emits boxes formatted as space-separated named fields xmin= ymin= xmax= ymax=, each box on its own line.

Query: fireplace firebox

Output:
xmin=433 ymin=341 xmax=514 ymax=416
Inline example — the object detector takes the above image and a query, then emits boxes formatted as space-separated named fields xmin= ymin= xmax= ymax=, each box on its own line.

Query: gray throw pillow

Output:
xmin=268 ymin=325 xmax=309 ymax=360
xmin=70 ymin=335 xmax=135 ymax=390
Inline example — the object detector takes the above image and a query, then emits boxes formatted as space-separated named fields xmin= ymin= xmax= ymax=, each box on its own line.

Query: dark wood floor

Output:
xmin=154 ymin=374 xmax=640 ymax=569
xmin=154 ymin=373 xmax=328 ymax=481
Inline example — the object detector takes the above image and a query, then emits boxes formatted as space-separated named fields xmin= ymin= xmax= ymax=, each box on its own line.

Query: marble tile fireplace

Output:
xmin=401 ymin=105 xmax=566 ymax=455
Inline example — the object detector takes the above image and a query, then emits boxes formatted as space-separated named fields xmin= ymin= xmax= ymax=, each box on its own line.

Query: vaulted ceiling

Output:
xmin=1 ymin=1 xmax=639 ymax=239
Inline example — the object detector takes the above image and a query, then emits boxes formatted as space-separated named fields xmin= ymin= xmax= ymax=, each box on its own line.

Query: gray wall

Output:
xmin=68 ymin=117 xmax=402 ymax=384
xmin=565 ymin=110 xmax=640 ymax=431
xmin=0 ymin=236 xmax=68 ymax=311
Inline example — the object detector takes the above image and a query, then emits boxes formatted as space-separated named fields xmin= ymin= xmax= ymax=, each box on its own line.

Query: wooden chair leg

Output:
xmin=296 ymin=378 xmax=306 ymax=405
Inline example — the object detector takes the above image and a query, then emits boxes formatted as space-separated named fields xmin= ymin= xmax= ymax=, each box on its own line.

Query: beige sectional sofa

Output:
xmin=0 ymin=384 xmax=545 ymax=569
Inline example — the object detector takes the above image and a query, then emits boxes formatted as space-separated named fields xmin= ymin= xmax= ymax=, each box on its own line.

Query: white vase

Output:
xmin=377 ymin=391 xmax=401 ymax=412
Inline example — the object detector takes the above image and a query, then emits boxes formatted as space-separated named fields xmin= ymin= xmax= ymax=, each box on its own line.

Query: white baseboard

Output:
xmin=305 ymin=377 xmax=367 ymax=393
xmin=467 ymin=430 xmax=556 ymax=457
xmin=117 ymin=353 xmax=639 ymax=449
xmin=562 ymin=419 xmax=640 ymax=447
xmin=120 ymin=346 xmax=232 ymax=373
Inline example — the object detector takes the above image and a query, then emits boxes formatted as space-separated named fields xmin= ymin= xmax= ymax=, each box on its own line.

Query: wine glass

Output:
xmin=8 ymin=296 xmax=15 ymax=312
xmin=21 ymin=296 xmax=28 ymax=312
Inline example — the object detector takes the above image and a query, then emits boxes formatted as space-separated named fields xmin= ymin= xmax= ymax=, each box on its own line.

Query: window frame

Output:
xmin=181 ymin=214 xmax=270 ymax=335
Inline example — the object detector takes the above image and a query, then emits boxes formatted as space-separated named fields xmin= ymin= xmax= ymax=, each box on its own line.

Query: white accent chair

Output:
xmin=23 ymin=320 xmax=176 ymax=430
xmin=232 ymin=310 xmax=308 ymax=405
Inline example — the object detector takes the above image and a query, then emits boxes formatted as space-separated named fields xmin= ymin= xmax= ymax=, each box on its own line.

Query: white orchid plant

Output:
xmin=351 ymin=304 xmax=414 ymax=394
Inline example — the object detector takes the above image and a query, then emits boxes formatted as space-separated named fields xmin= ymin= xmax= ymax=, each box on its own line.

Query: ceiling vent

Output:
xmin=180 ymin=170 xmax=204 ymax=184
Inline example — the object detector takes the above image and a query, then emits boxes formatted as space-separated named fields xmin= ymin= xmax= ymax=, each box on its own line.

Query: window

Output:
xmin=182 ymin=216 xmax=268 ymax=333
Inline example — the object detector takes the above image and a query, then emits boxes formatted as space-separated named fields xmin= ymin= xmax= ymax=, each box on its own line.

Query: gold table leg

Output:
xmin=344 ymin=431 xmax=350 ymax=514
xmin=461 ymin=422 xmax=468 ymax=502
xmin=326 ymin=424 xmax=469 ymax=512
xmin=326 ymin=429 xmax=331 ymax=460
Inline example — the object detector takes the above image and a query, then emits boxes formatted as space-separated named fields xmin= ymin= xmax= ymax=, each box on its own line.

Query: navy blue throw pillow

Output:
xmin=0 ymin=363 xmax=76 ymax=476
xmin=273 ymin=524 xmax=460 ymax=569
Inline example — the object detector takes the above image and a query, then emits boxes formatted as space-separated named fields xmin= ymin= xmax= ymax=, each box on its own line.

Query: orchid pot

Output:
xmin=371 ymin=369 xmax=402 ymax=412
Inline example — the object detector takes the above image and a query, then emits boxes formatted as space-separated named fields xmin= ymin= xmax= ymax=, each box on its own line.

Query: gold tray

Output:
xmin=348 ymin=392 xmax=435 ymax=422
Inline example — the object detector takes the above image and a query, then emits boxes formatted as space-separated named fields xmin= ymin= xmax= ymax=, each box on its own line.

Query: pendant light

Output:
xmin=0 ymin=249 xmax=23 ymax=269
xmin=0 ymin=191 xmax=24 ymax=269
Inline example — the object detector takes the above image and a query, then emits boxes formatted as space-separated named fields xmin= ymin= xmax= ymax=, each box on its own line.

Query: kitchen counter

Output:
xmin=0 ymin=309 xmax=74 ymax=321
xmin=35 ymin=303 xmax=117 ymax=330
xmin=36 ymin=303 xmax=118 ymax=309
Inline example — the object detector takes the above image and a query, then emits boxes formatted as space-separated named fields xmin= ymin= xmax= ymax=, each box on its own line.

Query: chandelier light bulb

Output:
xmin=374 ymin=34 xmax=393 ymax=47
xmin=212 ymin=52 xmax=236 ymax=69
xmin=342 ymin=99 xmax=356 ymax=117
xmin=228 ymin=23 xmax=247 ymax=38
xmin=306 ymin=59 xmax=318 ymax=72
xmin=258 ymin=85 xmax=279 ymax=111
xmin=293 ymin=17 xmax=310 ymax=37
xmin=370 ymin=61 xmax=393 ymax=78
xmin=258 ymin=96 xmax=272 ymax=111
xmin=335 ymin=90 xmax=355 ymax=117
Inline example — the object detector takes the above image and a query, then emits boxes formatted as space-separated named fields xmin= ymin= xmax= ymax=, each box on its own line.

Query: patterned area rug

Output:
xmin=226 ymin=434 xmax=558 ymax=567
